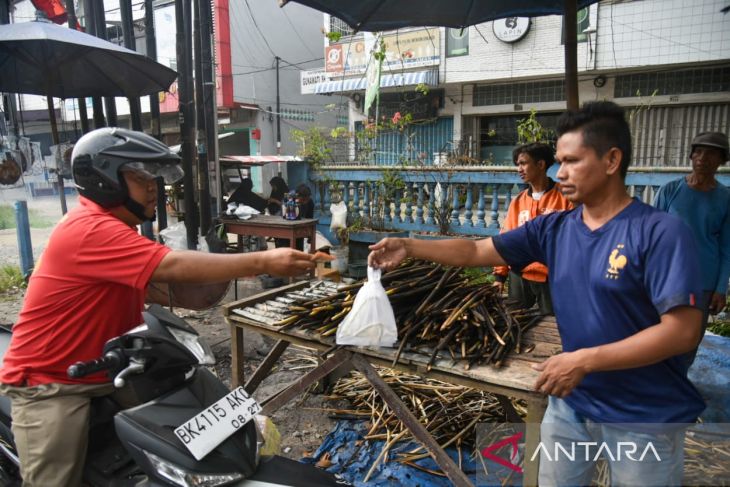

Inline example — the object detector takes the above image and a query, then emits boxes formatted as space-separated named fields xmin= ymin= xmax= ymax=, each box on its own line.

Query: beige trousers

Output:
xmin=0 ymin=382 xmax=115 ymax=487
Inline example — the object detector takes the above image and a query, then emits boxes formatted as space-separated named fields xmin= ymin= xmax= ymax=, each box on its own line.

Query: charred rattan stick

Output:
xmin=414 ymin=266 xmax=456 ymax=316
xmin=427 ymin=324 xmax=462 ymax=371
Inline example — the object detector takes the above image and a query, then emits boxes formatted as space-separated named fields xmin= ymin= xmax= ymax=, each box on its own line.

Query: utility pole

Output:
xmin=0 ymin=0 xmax=21 ymax=145
xmin=193 ymin=0 xmax=211 ymax=235
xmin=276 ymin=56 xmax=281 ymax=155
xmin=64 ymin=0 xmax=89 ymax=134
xmin=82 ymin=0 xmax=106 ymax=128
xmin=564 ymin=0 xmax=579 ymax=111
xmin=198 ymin=0 xmax=219 ymax=216
xmin=193 ymin=0 xmax=217 ymax=234
xmin=119 ymin=0 xmax=143 ymax=132
xmin=144 ymin=0 xmax=166 ymax=234
xmin=120 ymin=0 xmax=152 ymax=238
xmin=276 ymin=56 xmax=282 ymax=176
xmin=93 ymin=1 xmax=117 ymax=126
xmin=176 ymin=0 xmax=199 ymax=249
xmin=144 ymin=0 xmax=162 ymax=139
xmin=0 ymin=0 xmax=8 ymax=24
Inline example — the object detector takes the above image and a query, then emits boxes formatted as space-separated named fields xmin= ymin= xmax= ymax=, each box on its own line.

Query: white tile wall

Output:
xmin=595 ymin=0 xmax=730 ymax=69
xmin=441 ymin=0 xmax=729 ymax=86
xmin=443 ymin=15 xmax=590 ymax=84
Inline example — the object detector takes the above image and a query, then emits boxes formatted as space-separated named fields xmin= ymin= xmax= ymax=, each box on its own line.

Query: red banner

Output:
xmin=30 ymin=0 xmax=67 ymax=25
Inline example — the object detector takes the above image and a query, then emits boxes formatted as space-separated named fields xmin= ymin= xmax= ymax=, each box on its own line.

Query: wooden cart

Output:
xmin=224 ymin=281 xmax=561 ymax=487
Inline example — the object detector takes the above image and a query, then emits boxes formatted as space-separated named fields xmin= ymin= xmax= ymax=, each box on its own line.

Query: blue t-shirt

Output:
xmin=493 ymin=199 xmax=705 ymax=424
xmin=654 ymin=177 xmax=730 ymax=294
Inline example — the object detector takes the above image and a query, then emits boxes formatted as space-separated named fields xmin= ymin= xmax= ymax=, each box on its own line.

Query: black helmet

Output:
xmin=72 ymin=127 xmax=183 ymax=209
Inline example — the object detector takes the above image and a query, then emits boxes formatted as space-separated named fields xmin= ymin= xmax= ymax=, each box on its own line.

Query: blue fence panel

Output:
xmin=367 ymin=117 xmax=453 ymax=165
xmin=310 ymin=166 xmax=730 ymax=243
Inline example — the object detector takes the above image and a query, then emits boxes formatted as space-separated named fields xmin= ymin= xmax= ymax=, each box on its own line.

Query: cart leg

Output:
xmin=350 ymin=354 xmax=473 ymax=487
xmin=260 ymin=349 xmax=353 ymax=415
xmin=230 ymin=323 xmax=245 ymax=387
xmin=496 ymin=394 xmax=525 ymax=424
xmin=523 ymin=397 xmax=547 ymax=487
xmin=244 ymin=340 xmax=290 ymax=394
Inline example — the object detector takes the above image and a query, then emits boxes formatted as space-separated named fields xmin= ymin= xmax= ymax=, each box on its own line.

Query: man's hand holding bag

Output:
xmin=335 ymin=267 xmax=398 ymax=347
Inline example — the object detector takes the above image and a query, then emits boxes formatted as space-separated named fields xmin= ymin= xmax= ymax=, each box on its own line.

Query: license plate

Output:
xmin=174 ymin=387 xmax=261 ymax=460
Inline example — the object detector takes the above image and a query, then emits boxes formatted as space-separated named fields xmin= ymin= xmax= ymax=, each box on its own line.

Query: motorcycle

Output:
xmin=0 ymin=304 xmax=347 ymax=487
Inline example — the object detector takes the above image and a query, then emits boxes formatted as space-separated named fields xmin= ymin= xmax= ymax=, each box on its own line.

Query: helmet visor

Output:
xmin=124 ymin=161 xmax=185 ymax=184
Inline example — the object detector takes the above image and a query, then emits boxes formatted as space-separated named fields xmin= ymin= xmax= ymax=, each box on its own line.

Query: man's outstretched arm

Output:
xmin=151 ymin=247 xmax=315 ymax=283
xmin=368 ymin=237 xmax=508 ymax=270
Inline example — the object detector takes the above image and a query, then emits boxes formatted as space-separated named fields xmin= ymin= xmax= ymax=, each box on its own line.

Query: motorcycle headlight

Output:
xmin=168 ymin=327 xmax=216 ymax=365
xmin=144 ymin=450 xmax=243 ymax=487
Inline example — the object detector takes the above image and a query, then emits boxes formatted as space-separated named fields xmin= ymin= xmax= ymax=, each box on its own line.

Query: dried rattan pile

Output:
xmin=270 ymin=260 xmax=544 ymax=370
xmin=323 ymin=367 xmax=510 ymax=481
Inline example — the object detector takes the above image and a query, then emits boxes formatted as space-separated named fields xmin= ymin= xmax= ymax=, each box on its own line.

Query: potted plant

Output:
xmin=344 ymin=165 xmax=411 ymax=277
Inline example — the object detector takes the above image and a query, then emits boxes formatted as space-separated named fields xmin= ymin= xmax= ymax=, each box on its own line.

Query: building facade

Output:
xmin=300 ymin=0 xmax=729 ymax=168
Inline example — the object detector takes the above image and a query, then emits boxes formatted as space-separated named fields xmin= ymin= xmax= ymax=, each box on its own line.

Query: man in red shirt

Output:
xmin=0 ymin=128 xmax=315 ymax=486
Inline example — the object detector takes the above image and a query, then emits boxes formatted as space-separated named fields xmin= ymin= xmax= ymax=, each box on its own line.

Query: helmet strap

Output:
xmin=119 ymin=170 xmax=155 ymax=222
xmin=123 ymin=198 xmax=156 ymax=222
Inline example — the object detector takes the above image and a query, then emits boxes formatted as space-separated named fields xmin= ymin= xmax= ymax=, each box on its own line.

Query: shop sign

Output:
xmin=300 ymin=69 xmax=331 ymax=95
xmin=493 ymin=17 xmax=530 ymax=43
xmin=325 ymin=28 xmax=440 ymax=75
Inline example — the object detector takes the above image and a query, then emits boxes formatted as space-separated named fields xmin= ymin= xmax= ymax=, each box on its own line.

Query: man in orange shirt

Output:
xmin=493 ymin=142 xmax=573 ymax=314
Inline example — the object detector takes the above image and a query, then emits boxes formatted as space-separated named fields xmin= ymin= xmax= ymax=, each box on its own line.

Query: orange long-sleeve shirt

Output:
xmin=494 ymin=180 xmax=573 ymax=283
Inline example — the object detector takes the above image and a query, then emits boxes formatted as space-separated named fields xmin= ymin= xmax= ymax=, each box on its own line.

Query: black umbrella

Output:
xmin=281 ymin=0 xmax=599 ymax=31
xmin=0 ymin=20 xmax=177 ymax=98
xmin=0 ymin=20 xmax=177 ymax=213
xmin=282 ymin=0 xmax=600 ymax=110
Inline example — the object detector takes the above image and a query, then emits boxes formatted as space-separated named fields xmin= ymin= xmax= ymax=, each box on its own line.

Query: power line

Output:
xmin=243 ymin=0 xmax=277 ymax=58
xmin=281 ymin=8 xmax=318 ymax=60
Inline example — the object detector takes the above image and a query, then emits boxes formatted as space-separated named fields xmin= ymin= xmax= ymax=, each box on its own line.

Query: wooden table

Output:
xmin=220 ymin=215 xmax=317 ymax=253
xmin=223 ymin=282 xmax=561 ymax=487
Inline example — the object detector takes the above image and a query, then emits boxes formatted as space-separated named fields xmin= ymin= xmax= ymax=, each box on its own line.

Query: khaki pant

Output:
xmin=0 ymin=382 xmax=115 ymax=487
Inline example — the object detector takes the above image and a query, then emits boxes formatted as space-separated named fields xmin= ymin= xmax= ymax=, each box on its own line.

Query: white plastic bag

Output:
xmin=159 ymin=222 xmax=211 ymax=251
xmin=330 ymin=201 xmax=347 ymax=230
xmin=159 ymin=222 xmax=188 ymax=250
xmin=336 ymin=267 xmax=398 ymax=347
xmin=234 ymin=204 xmax=261 ymax=220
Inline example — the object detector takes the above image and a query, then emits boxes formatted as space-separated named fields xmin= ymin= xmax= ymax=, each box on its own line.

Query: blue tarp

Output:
xmin=304 ymin=333 xmax=729 ymax=486
xmin=688 ymin=332 xmax=730 ymax=423
xmin=302 ymin=420 xmax=516 ymax=487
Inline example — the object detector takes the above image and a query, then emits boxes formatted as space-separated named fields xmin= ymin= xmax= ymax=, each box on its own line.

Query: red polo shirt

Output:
xmin=0 ymin=197 xmax=171 ymax=385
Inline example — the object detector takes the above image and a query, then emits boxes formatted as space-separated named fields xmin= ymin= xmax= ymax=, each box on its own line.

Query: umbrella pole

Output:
xmin=47 ymin=96 xmax=68 ymax=215
xmin=564 ymin=0 xmax=579 ymax=111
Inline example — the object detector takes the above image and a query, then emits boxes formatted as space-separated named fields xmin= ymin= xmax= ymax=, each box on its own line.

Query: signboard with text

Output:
xmin=300 ymin=69 xmax=332 ymax=95
xmin=325 ymin=28 xmax=440 ymax=76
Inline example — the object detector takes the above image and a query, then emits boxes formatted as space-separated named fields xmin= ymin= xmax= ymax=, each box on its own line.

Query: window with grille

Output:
xmin=473 ymin=80 xmax=565 ymax=106
xmin=614 ymin=66 xmax=730 ymax=98
xmin=329 ymin=16 xmax=354 ymax=40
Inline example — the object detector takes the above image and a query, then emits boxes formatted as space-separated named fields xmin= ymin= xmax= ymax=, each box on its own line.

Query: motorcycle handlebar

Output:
xmin=67 ymin=352 xmax=123 ymax=379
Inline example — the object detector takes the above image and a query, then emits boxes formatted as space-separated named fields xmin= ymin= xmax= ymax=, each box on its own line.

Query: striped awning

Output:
xmin=313 ymin=69 xmax=438 ymax=94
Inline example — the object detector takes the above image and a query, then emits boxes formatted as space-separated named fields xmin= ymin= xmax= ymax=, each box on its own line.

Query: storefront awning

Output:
xmin=313 ymin=69 xmax=438 ymax=94
xmin=220 ymin=155 xmax=304 ymax=167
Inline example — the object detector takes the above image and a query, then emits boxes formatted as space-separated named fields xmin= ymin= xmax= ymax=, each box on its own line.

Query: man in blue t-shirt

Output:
xmin=369 ymin=101 xmax=704 ymax=486
xmin=654 ymin=132 xmax=730 ymax=331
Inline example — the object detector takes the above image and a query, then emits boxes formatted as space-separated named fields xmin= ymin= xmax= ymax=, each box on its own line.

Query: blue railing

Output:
xmin=310 ymin=166 xmax=730 ymax=241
